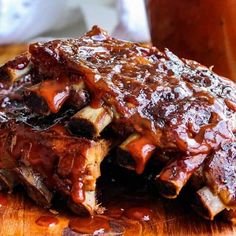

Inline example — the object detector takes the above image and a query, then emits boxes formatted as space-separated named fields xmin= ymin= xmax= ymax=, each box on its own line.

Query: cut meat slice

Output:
xmin=0 ymin=124 xmax=110 ymax=215
xmin=15 ymin=166 xmax=53 ymax=207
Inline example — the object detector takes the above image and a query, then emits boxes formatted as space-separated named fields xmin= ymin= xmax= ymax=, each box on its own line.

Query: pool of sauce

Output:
xmin=66 ymin=167 xmax=158 ymax=236
xmin=35 ymin=215 xmax=58 ymax=227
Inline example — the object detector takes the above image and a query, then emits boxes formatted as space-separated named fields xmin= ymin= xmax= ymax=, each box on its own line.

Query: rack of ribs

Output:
xmin=0 ymin=26 xmax=236 ymax=221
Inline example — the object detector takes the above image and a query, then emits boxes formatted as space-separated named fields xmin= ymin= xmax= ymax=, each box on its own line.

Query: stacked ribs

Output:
xmin=1 ymin=26 xmax=236 ymax=221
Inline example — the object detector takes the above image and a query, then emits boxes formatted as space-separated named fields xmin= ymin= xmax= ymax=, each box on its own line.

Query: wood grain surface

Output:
xmin=0 ymin=190 xmax=235 ymax=236
xmin=0 ymin=45 xmax=236 ymax=236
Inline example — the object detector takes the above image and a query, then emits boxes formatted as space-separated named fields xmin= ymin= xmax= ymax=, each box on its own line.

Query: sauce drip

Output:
xmin=35 ymin=215 xmax=58 ymax=227
xmin=126 ymin=135 xmax=156 ymax=174
xmin=29 ymin=26 xmax=236 ymax=177
xmin=28 ymin=77 xmax=70 ymax=113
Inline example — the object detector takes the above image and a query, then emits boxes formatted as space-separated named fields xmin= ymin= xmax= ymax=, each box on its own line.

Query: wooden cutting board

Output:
xmin=1 ymin=44 xmax=236 ymax=236
xmin=0 ymin=190 xmax=236 ymax=236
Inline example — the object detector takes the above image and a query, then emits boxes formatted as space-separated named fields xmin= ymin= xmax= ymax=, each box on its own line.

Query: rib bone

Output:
xmin=68 ymin=106 xmax=113 ymax=139
xmin=156 ymin=153 xmax=207 ymax=198
xmin=117 ymin=133 xmax=156 ymax=174
xmin=192 ymin=186 xmax=226 ymax=220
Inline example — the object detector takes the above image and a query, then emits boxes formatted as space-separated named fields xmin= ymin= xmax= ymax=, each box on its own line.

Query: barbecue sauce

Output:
xmin=124 ymin=207 xmax=153 ymax=221
xmin=28 ymin=77 xmax=70 ymax=113
xmin=29 ymin=26 xmax=236 ymax=176
xmin=8 ymin=125 xmax=93 ymax=205
xmin=125 ymin=135 xmax=156 ymax=174
xmin=69 ymin=216 xmax=111 ymax=234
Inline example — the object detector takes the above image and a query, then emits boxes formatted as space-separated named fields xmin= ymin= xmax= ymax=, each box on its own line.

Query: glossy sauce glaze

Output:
xmin=29 ymin=26 xmax=236 ymax=176
xmin=68 ymin=207 xmax=154 ymax=235
xmin=69 ymin=216 xmax=112 ymax=234
xmin=4 ymin=124 xmax=93 ymax=205
xmin=124 ymin=207 xmax=153 ymax=221
xmin=126 ymin=135 xmax=156 ymax=174
xmin=27 ymin=76 xmax=70 ymax=113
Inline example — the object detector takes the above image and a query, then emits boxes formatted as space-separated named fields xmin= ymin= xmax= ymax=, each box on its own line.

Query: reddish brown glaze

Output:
xmin=27 ymin=77 xmax=70 ymax=113
xmin=124 ymin=207 xmax=153 ymax=221
xmin=0 ymin=193 xmax=8 ymax=207
xmin=35 ymin=215 xmax=58 ymax=227
xmin=205 ymin=141 xmax=236 ymax=206
xmin=1 ymin=26 xmax=236 ymax=221
xmin=126 ymin=135 xmax=156 ymax=174
xmin=29 ymin=26 xmax=236 ymax=174
xmin=3 ymin=124 xmax=95 ymax=205
xmin=157 ymin=153 xmax=207 ymax=197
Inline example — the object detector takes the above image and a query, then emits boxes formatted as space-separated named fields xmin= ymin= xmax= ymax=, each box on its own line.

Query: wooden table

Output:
xmin=0 ymin=45 xmax=236 ymax=236
xmin=0 ymin=44 xmax=28 ymax=65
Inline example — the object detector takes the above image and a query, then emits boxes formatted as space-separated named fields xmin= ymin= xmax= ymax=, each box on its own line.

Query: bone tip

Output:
xmin=67 ymin=119 xmax=97 ymax=139
xmin=67 ymin=199 xmax=94 ymax=216
xmin=155 ymin=178 xmax=179 ymax=199
xmin=116 ymin=147 xmax=136 ymax=171
xmin=191 ymin=192 xmax=215 ymax=220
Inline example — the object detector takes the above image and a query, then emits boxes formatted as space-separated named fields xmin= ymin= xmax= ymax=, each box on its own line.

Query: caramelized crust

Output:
xmin=29 ymin=26 xmax=236 ymax=155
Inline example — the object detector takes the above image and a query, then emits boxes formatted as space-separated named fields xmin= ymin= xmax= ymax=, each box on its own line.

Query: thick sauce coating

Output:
xmin=2 ymin=125 xmax=94 ymax=205
xmin=30 ymin=26 xmax=236 ymax=156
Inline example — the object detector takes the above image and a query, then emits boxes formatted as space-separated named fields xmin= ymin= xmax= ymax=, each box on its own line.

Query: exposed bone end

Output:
xmin=156 ymin=153 xmax=206 ymax=199
xmin=15 ymin=166 xmax=53 ymax=208
xmin=6 ymin=63 xmax=32 ymax=83
xmin=25 ymin=79 xmax=70 ymax=115
xmin=155 ymin=168 xmax=187 ymax=199
xmin=68 ymin=139 xmax=110 ymax=216
xmin=25 ymin=79 xmax=88 ymax=115
xmin=68 ymin=106 xmax=113 ymax=139
xmin=84 ymin=139 xmax=111 ymax=190
xmin=117 ymin=133 xmax=156 ymax=174
xmin=0 ymin=169 xmax=16 ymax=192
xmin=192 ymin=186 xmax=226 ymax=220
xmin=68 ymin=191 xmax=96 ymax=216
xmin=155 ymin=178 xmax=180 ymax=199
